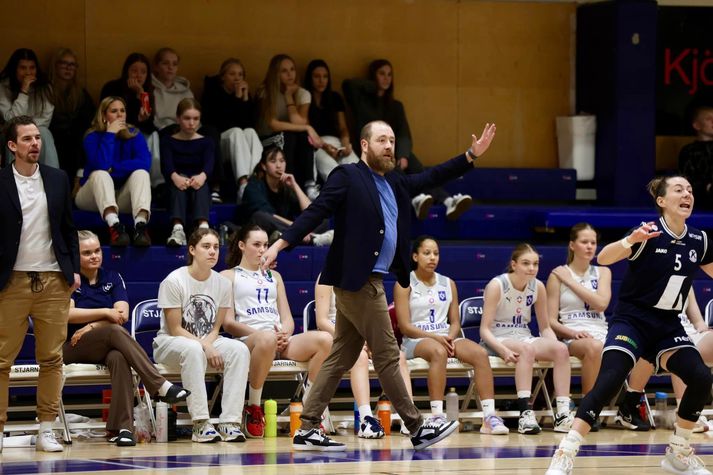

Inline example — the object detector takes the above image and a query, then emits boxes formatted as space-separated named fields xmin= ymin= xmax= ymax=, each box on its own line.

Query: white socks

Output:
xmin=248 ymin=385 xmax=263 ymax=407
xmin=359 ymin=404 xmax=373 ymax=420
xmin=430 ymin=400 xmax=444 ymax=416
xmin=556 ymin=396 xmax=572 ymax=416
xmin=481 ymin=399 xmax=496 ymax=418
xmin=559 ymin=429 xmax=584 ymax=453
xmin=105 ymin=213 xmax=119 ymax=227
xmin=158 ymin=380 xmax=173 ymax=397
xmin=39 ymin=421 xmax=53 ymax=433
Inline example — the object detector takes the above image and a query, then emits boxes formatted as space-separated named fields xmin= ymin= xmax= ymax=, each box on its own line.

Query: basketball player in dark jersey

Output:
xmin=547 ymin=175 xmax=713 ymax=475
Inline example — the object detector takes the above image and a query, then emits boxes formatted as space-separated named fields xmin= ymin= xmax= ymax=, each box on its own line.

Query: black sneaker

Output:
xmin=615 ymin=404 xmax=651 ymax=431
xmin=410 ymin=415 xmax=459 ymax=450
xmin=109 ymin=429 xmax=136 ymax=446
xmin=292 ymin=428 xmax=346 ymax=451
xmin=133 ymin=222 xmax=151 ymax=247
xmin=109 ymin=223 xmax=130 ymax=247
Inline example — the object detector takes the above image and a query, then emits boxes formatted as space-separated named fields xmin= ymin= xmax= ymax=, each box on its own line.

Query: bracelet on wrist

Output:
xmin=620 ymin=237 xmax=633 ymax=249
xmin=465 ymin=149 xmax=476 ymax=161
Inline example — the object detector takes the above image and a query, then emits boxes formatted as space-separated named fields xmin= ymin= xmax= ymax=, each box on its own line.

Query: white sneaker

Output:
xmin=480 ymin=414 xmax=509 ymax=435
xmin=444 ymin=193 xmax=473 ymax=220
xmin=36 ymin=430 xmax=63 ymax=452
xmin=693 ymin=415 xmax=709 ymax=433
xmin=661 ymin=445 xmax=712 ymax=474
xmin=357 ymin=415 xmax=385 ymax=439
xmin=410 ymin=415 xmax=459 ymax=450
xmin=312 ymin=229 xmax=334 ymax=247
xmin=518 ymin=409 xmax=541 ymax=434
xmin=411 ymin=193 xmax=433 ymax=220
xmin=217 ymin=422 xmax=246 ymax=442
xmin=192 ymin=420 xmax=222 ymax=443
xmin=305 ymin=182 xmax=320 ymax=201
xmin=166 ymin=227 xmax=187 ymax=247
xmin=554 ymin=411 xmax=574 ymax=433
xmin=546 ymin=448 xmax=576 ymax=475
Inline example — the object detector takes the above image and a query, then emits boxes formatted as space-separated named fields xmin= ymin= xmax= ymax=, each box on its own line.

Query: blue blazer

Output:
xmin=282 ymin=154 xmax=474 ymax=291
xmin=0 ymin=164 xmax=79 ymax=290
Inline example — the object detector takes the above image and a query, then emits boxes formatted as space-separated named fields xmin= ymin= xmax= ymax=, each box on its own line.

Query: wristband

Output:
xmin=465 ymin=149 xmax=476 ymax=161
xmin=620 ymin=237 xmax=633 ymax=249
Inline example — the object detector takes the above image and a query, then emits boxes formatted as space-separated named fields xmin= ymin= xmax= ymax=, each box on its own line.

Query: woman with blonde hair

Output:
xmin=48 ymin=47 xmax=95 ymax=182
xmin=76 ymin=96 xmax=152 ymax=247
xmin=255 ymin=54 xmax=320 ymax=196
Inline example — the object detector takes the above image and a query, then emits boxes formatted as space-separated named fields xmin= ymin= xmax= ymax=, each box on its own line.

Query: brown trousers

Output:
xmin=0 ymin=272 xmax=70 ymax=427
xmin=300 ymin=274 xmax=423 ymax=433
xmin=63 ymin=324 xmax=165 ymax=431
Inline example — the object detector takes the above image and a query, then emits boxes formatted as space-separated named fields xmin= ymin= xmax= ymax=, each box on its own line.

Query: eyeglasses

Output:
xmin=28 ymin=272 xmax=44 ymax=293
xmin=57 ymin=60 xmax=78 ymax=69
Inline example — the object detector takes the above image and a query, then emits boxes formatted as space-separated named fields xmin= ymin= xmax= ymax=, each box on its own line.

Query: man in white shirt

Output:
xmin=0 ymin=115 xmax=80 ymax=452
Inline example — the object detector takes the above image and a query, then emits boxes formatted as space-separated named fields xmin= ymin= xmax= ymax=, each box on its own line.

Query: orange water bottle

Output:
xmin=377 ymin=394 xmax=392 ymax=435
xmin=289 ymin=395 xmax=303 ymax=437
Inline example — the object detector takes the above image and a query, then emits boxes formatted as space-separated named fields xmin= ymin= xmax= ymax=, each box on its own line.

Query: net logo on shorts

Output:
xmin=614 ymin=334 xmax=638 ymax=349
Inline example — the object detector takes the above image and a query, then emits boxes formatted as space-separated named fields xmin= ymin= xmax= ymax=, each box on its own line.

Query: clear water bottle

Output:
xmin=446 ymin=387 xmax=459 ymax=422
xmin=654 ymin=392 xmax=670 ymax=429
xmin=156 ymin=401 xmax=168 ymax=442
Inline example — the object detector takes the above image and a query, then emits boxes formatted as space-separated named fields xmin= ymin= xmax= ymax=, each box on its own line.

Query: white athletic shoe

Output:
xmin=411 ymin=193 xmax=433 ymax=220
xmin=693 ymin=415 xmax=710 ymax=433
xmin=311 ymin=229 xmax=334 ymax=247
xmin=444 ymin=193 xmax=473 ymax=220
xmin=480 ymin=414 xmax=509 ymax=435
xmin=410 ymin=415 xmax=459 ymax=450
xmin=661 ymin=445 xmax=712 ymax=474
xmin=166 ymin=227 xmax=187 ymax=247
xmin=554 ymin=411 xmax=574 ymax=433
xmin=217 ymin=423 xmax=246 ymax=442
xmin=546 ymin=448 xmax=575 ymax=475
xmin=36 ymin=430 xmax=63 ymax=452
xmin=192 ymin=420 xmax=222 ymax=443
xmin=518 ymin=409 xmax=541 ymax=434
xmin=357 ymin=415 xmax=385 ymax=439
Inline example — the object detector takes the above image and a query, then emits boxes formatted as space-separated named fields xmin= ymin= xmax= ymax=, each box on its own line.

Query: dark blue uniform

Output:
xmin=69 ymin=269 xmax=128 ymax=339
xmin=604 ymin=217 xmax=713 ymax=370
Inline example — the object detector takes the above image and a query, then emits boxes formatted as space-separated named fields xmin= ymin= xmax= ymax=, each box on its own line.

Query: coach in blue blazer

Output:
xmin=0 ymin=116 xmax=80 ymax=452
xmin=262 ymin=120 xmax=496 ymax=451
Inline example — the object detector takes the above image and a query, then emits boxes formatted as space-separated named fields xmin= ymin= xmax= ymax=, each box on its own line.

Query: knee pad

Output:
xmin=576 ymin=350 xmax=634 ymax=426
xmin=666 ymin=347 xmax=712 ymax=422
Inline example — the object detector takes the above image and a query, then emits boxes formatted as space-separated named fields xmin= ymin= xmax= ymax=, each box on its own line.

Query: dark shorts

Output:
xmin=604 ymin=314 xmax=696 ymax=373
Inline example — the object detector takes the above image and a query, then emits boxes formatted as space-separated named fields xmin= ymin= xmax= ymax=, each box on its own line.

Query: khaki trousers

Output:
xmin=300 ymin=275 xmax=423 ymax=433
xmin=75 ymin=169 xmax=151 ymax=220
xmin=0 ymin=272 xmax=70 ymax=427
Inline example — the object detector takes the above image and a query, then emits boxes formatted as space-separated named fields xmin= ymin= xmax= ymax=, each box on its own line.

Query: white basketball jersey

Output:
xmin=407 ymin=271 xmax=452 ymax=336
xmin=232 ymin=266 xmax=281 ymax=332
xmin=558 ymin=265 xmax=608 ymax=337
xmin=490 ymin=273 xmax=537 ymax=338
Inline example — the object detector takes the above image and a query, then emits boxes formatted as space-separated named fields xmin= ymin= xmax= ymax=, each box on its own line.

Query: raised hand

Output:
xmin=470 ymin=123 xmax=497 ymax=158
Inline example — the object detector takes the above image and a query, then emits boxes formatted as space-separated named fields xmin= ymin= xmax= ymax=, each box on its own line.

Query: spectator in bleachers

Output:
xmin=221 ymin=224 xmax=333 ymax=438
xmin=239 ymin=146 xmax=333 ymax=246
xmin=342 ymin=59 xmax=471 ymax=220
xmin=617 ymin=288 xmax=712 ymax=433
xmin=303 ymin=59 xmax=359 ymax=182
xmin=76 ymin=96 xmax=152 ymax=247
xmin=154 ymin=228 xmax=250 ymax=443
xmin=152 ymin=47 xmax=223 ymax=203
xmin=395 ymin=236 xmax=509 ymax=435
xmin=63 ymin=230 xmax=190 ymax=446
xmin=315 ymin=279 xmax=385 ymax=438
xmin=0 ymin=115 xmax=80 ymax=453
xmin=48 ymin=47 xmax=95 ymax=186
xmin=202 ymin=58 xmax=261 ymax=203
xmin=255 ymin=54 xmax=320 ymax=197
xmin=0 ymin=48 xmax=59 ymax=168
xmin=100 ymin=53 xmax=155 ymax=135
xmin=480 ymin=243 xmax=573 ymax=435
xmin=546 ymin=223 xmax=611 ymax=431
xmin=160 ymin=98 xmax=214 ymax=247
xmin=547 ymin=175 xmax=713 ymax=475
xmin=678 ymin=104 xmax=713 ymax=210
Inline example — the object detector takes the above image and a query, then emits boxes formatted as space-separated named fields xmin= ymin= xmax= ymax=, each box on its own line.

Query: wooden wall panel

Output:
xmin=1 ymin=0 xmax=574 ymax=168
